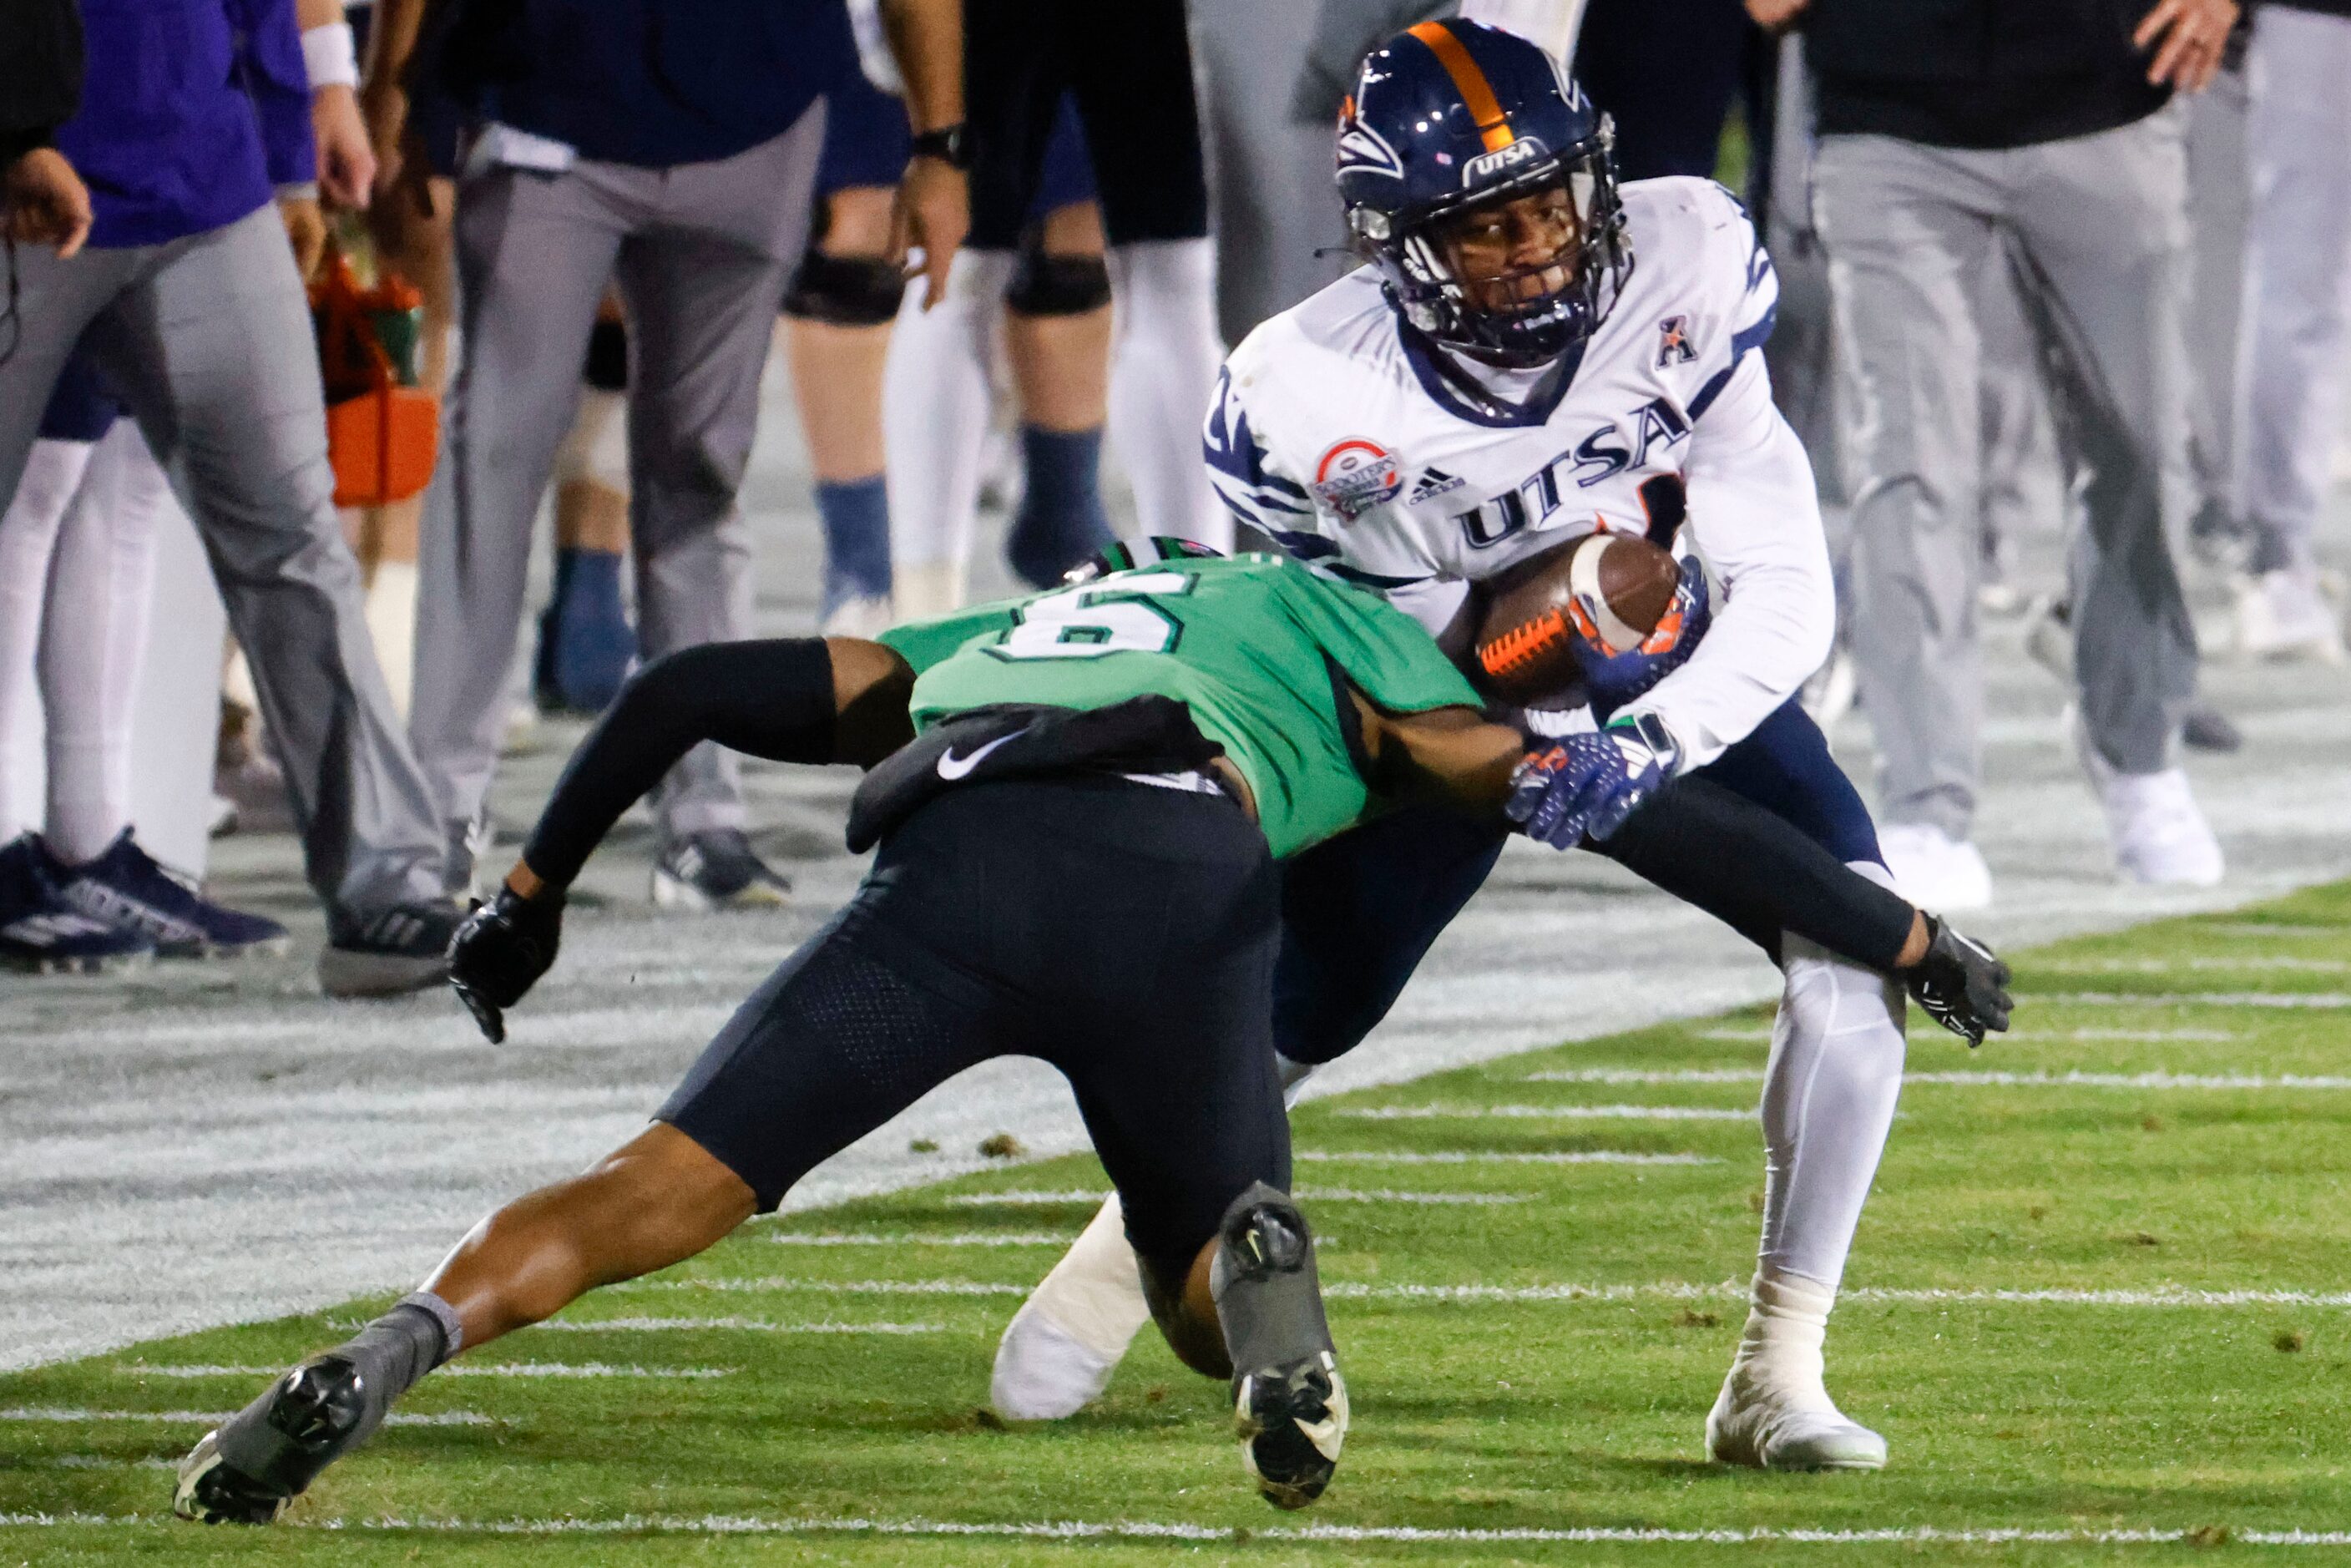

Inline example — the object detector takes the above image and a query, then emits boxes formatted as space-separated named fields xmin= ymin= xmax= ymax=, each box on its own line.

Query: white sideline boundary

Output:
xmin=1524 ymin=1068 xmax=2351 ymax=1091
xmin=1700 ymin=1026 xmax=2234 ymax=1041
xmin=3 ymin=1512 xmax=2347 ymax=1546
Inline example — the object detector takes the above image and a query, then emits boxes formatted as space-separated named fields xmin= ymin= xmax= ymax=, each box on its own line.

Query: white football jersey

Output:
xmin=1203 ymin=176 xmax=1833 ymax=771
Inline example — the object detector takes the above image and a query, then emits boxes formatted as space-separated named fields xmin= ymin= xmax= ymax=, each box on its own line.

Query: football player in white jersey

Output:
xmin=991 ymin=21 xmax=1914 ymax=1472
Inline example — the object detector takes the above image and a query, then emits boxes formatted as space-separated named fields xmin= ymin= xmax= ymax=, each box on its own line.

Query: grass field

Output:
xmin=4 ymin=883 xmax=2350 ymax=1563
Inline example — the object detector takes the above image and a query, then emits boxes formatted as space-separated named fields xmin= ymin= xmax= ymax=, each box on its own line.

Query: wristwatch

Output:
xmin=908 ymin=124 xmax=968 ymax=169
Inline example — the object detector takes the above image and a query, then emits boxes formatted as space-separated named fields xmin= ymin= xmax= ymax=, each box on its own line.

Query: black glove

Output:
xmin=447 ymin=885 xmax=564 ymax=1044
xmin=1904 ymin=913 xmax=2013 ymax=1048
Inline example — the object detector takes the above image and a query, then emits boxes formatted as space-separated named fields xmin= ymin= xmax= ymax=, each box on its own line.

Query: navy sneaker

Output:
xmin=43 ymin=830 xmax=291 ymax=959
xmin=318 ymin=900 xmax=463 ymax=999
xmin=533 ymin=547 xmax=636 ymax=715
xmin=0 ymin=833 xmax=154 ymax=974
xmin=651 ymin=829 xmax=791 ymax=911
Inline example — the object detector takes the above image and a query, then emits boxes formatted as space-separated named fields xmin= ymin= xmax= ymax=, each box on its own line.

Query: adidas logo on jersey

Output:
xmin=1408 ymin=468 xmax=1464 ymax=503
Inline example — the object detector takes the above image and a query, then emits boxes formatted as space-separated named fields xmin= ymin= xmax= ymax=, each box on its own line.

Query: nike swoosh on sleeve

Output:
xmin=936 ymin=726 xmax=1029 ymax=780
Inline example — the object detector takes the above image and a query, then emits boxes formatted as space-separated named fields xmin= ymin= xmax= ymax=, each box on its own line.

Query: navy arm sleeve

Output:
xmin=520 ymin=639 xmax=837 ymax=889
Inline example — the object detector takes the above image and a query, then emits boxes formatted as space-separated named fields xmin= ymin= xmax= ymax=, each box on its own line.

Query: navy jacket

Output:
xmin=437 ymin=0 xmax=857 ymax=169
xmin=57 ymin=0 xmax=316 ymax=248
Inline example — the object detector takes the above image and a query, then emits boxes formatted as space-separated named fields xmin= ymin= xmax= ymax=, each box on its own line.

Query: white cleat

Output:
xmin=1706 ymin=1376 xmax=1887 ymax=1472
xmin=821 ymin=594 xmax=897 ymax=639
xmin=2071 ymin=715 xmax=2223 ymax=888
xmin=989 ymin=1195 xmax=1153 ymax=1420
xmin=1876 ymin=823 xmax=1993 ymax=912
xmin=2235 ymin=570 xmax=2345 ymax=664
xmin=1705 ymin=1272 xmax=1885 ymax=1472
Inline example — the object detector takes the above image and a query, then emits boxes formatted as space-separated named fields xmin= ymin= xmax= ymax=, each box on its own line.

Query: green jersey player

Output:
xmin=176 ymin=545 xmax=2005 ymax=1526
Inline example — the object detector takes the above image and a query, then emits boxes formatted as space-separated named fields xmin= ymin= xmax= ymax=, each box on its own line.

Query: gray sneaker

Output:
xmin=651 ymin=829 xmax=791 ymax=911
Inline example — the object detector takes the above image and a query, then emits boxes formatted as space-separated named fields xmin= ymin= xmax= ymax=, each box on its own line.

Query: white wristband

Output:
xmin=301 ymin=22 xmax=359 ymax=91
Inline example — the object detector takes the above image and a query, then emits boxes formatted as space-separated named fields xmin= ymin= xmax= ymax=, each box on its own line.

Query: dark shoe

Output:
xmin=0 ymin=834 xmax=154 ymax=974
xmin=651 ymin=828 xmax=791 ymax=911
xmin=2183 ymin=704 xmax=2244 ymax=755
xmin=43 ymin=830 xmax=291 ymax=959
xmin=174 ymin=1356 xmax=370 ymax=1525
xmin=533 ymin=547 xmax=636 ymax=716
xmin=1235 ymin=1353 xmax=1348 ymax=1510
xmin=319 ymin=900 xmax=463 ymax=998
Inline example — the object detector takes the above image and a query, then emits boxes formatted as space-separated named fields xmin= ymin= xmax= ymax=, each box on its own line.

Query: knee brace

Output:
xmin=1006 ymin=246 xmax=1112 ymax=317
xmin=781 ymin=250 xmax=906 ymax=327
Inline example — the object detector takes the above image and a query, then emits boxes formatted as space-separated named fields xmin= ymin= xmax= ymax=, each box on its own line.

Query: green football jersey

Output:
xmin=876 ymin=554 xmax=1481 ymax=858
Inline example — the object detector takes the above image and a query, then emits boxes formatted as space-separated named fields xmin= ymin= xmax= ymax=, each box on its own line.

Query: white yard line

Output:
xmin=947 ymin=1186 xmax=1527 ymax=1206
xmin=1340 ymin=1105 xmax=1754 ymax=1121
xmin=528 ymin=1318 xmax=944 ymax=1335
xmin=6 ymin=1512 xmax=2350 ymax=1546
xmin=121 ymin=1363 xmax=731 ymax=1380
xmin=764 ymin=1232 xmax=1070 ymax=1247
xmin=614 ymin=1279 xmax=1025 ymax=1297
xmin=1525 ymin=1068 xmax=2351 ymax=1090
xmin=1322 ymin=1282 xmax=2351 ymax=1308
xmin=1294 ymin=1150 xmax=1717 ymax=1166
xmin=2043 ymin=991 xmax=2351 ymax=1008
xmin=1700 ymin=1026 xmax=2236 ymax=1042
xmin=0 ymin=1406 xmax=490 ymax=1426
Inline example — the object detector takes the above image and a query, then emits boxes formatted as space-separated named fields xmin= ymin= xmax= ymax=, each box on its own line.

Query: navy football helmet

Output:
xmin=1337 ymin=21 xmax=1629 ymax=369
xmin=1063 ymin=536 xmax=1226 ymax=584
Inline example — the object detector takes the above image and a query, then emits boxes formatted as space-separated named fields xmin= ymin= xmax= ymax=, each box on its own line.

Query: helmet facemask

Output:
xmin=1363 ymin=132 xmax=1629 ymax=372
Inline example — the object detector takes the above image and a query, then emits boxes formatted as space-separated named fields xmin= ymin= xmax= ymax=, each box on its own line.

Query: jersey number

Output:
xmin=990 ymin=572 xmax=1194 ymax=660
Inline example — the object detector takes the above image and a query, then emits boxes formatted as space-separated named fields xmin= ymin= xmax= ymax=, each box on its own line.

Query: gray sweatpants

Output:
xmin=0 ymin=205 xmax=445 ymax=917
xmin=411 ymin=114 xmax=823 ymax=847
xmin=1814 ymin=116 xmax=2201 ymax=837
xmin=2232 ymin=4 xmax=2351 ymax=579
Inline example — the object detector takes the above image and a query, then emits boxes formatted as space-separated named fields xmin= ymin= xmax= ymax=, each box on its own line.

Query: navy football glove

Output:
xmin=447 ymin=886 xmax=564 ymax=1044
xmin=1505 ymin=715 xmax=1675 ymax=848
xmin=1581 ymin=556 xmax=1711 ymax=717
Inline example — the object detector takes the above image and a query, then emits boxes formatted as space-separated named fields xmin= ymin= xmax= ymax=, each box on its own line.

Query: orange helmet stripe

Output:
xmin=1407 ymin=20 xmax=1516 ymax=153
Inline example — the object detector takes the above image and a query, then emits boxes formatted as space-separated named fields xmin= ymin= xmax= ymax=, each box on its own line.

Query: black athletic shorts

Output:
xmin=964 ymin=0 xmax=1209 ymax=249
xmin=660 ymin=776 xmax=1286 ymax=1284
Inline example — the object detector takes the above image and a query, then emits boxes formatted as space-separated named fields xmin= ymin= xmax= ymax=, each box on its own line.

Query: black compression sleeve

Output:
xmin=519 ymin=639 xmax=837 ymax=889
xmin=1593 ymin=776 xmax=1916 ymax=971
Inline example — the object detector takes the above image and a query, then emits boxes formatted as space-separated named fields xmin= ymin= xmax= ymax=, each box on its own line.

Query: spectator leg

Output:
xmin=1812 ymin=135 xmax=1999 ymax=840
xmin=616 ymin=111 xmax=822 ymax=841
xmin=2232 ymin=7 xmax=2351 ymax=582
xmin=84 ymin=207 xmax=446 ymax=916
xmin=2010 ymin=115 xmax=2200 ymax=776
xmin=410 ymin=164 xmax=625 ymax=847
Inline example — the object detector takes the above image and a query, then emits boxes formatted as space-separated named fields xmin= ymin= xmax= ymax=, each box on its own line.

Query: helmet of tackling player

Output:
xmin=1337 ymin=20 xmax=1629 ymax=370
xmin=1063 ymin=536 xmax=1226 ymax=584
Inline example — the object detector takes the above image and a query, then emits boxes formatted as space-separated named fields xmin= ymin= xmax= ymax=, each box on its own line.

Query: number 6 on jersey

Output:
xmin=990 ymin=571 xmax=1195 ymax=660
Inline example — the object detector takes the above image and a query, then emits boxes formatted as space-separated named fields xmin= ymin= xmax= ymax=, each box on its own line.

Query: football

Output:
xmin=1473 ymin=530 xmax=1684 ymax=705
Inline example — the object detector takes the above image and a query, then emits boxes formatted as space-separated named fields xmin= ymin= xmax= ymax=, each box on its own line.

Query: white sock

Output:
xmin=1724 ymin=1268 xmax=1838 ymax=1406
xmin=365 ymin=560 xmax=420 ymax=721
xmin=40 ymin=425 xmax=163 ymax=863
xmin=1105 ymin=239 xmax=1229 ymax=548
xmin=1756 ymin=862 xmax=1908 ymax=1288
xmin=883 ymin=251 xmax=1010 ymax=587
xmin=0 ymin=438 xmax=94 ymax=838
xmin=553 ymin=385 xmax=629 ymax=493
xmin=991 ymin=1192 xmax=1153 ymax=1419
